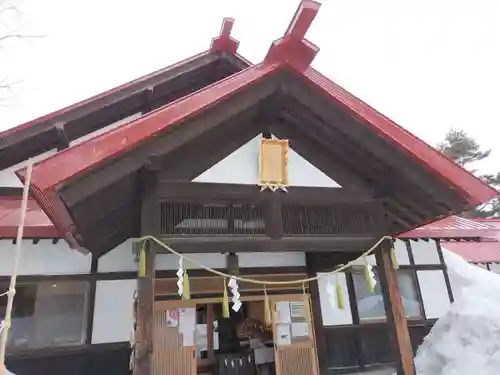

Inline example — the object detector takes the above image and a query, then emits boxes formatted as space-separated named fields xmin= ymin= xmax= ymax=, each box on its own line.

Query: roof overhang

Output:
xmin=16 ymin=60 xmax=497 ymax=254
xmin=0 ymin=18 xmax=250 ymax=171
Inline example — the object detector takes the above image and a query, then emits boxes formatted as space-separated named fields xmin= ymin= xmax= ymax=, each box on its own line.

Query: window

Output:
xmin=0 ymin=280 xmax=89 ymax=349
xmin=352 ymin=268 xmax=422 ymax=322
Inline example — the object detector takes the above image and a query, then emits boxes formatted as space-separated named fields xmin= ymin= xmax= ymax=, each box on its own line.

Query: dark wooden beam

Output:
xmin=375 ymin=239 xmax=415 ymax=375
xmin=270 ymin=121 xmax=373 ymax=194
xmin=283 ymin=76 xmax=462 ymax=211
xmin=54 ymin=122 xmax=70 ymax=150
xmin=59 ymin=74 xmax=278 ymax=208
xmin=152 ymin=235 xmax=379 ymax=254
xmin=265 ymin=194 xmax=283 ymax=239
xmin=155 ymin=182 xmax=374 ymax=204
xmin=133 ymin=240 xmax=155 ymax=375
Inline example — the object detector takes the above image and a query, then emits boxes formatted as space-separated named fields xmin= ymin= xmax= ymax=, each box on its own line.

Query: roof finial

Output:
xmin=285 ymin=0 xmax=322 ymax=39
xmin=264 ymin=0 xmax=321 ymax=70
xmin=210 ymin=17 xmax=240 ymax=54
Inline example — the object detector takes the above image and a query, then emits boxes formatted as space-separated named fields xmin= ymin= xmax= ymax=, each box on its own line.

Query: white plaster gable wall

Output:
xmin=193 ymin=134 xmax=340 ymax=187
xmin=0 ymin=239 xmax=91 ymax=275
xmin=0 ymin=113 xmax=142 ymax=188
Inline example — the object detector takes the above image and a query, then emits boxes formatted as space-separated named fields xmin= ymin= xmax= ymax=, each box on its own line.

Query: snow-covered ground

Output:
xmin=414 ymin=250 xmax=500 ymax=375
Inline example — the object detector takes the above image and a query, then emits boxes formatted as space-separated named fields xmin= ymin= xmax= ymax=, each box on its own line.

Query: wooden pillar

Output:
xmin=375 ymin=239 xmax=415 ymax=375
xmin=134 ymin=241 xmax=156 ymax=375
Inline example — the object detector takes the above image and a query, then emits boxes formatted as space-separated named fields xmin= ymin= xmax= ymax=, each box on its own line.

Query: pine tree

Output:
xmin=437 ymin=129 xmax=500 ymax=218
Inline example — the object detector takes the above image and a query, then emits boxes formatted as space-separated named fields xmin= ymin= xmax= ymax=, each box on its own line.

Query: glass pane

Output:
xmin=353 ymin=269 xmax=422 ymax=322
xmin=0 ymin=281 xmax=88 ymax=349
xmin=352 ymin=269 xmax=386 ymax=321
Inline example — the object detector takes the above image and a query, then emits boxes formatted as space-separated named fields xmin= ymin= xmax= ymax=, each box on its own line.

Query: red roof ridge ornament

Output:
xmin=265 ymin=0 xmax=322 ymax=70
xmin=210 ymin=17 xmax=240 ymax=54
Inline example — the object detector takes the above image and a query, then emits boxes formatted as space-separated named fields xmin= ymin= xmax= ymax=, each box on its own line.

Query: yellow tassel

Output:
xmin=302 ymin=283 xmax=311 ymax=322
xmin=264 ymin=287 xmax=272 ymax=327
xmin=364 ymin=263 xmax=375 ymax=293
xmin=182 ymin=271 xmax=190 ymax=300
xmin=336 ymin=275 xmax=344 ymax=310
xmin=222 ymin=279 xmax=230 ymax=318
xmin=391 ymin=247 xmax=399 ymax=270
xmin=138 ymin=246 xmax=146 ymax=277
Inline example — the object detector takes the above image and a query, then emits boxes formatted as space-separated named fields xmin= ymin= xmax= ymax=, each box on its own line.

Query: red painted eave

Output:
xmin=441 ymin=239 xmax=500 ymax=263
xmin=0 ymin=50 xmax=219 ymax=139
xmin=20 ymin=63 xmax=279 ymax=192
xmin=302 ymin=66 xmax=498 ymax=207
xmin=0 ymin=197 xmax=58 ymax=238
xmin=398 ymin=215 xmax=498 ymax=239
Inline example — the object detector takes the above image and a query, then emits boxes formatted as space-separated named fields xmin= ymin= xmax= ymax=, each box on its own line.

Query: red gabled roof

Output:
xmin=441 ymin=239 xmax=500 ymax=263
xmin=0 ymin=18 xmax=245 ymax=139
xmin=0 ymin=197 xmax=58 ymax=238
xmin=9 ymin=1 xmax=498 ymax=245
xmin=398 ymin=215 xmax=498 ymax=239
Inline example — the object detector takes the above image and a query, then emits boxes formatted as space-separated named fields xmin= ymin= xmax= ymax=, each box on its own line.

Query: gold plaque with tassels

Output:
xmin=258 ymin=137 xmax=289 ymax=192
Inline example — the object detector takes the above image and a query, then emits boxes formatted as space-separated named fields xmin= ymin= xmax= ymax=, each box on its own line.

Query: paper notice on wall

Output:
xmin=275 ymin=323 xmax=291 ymax=346
xmin=182 ymin=331 xmax=194 ymax=347
xmin=179 ymin=307 xmax=196 ymax=347
xmin=166 ymin=309 xmax=179 ymax=328
xmin=290 ymin=302 xmax=306 ymax=320
xmin=275 ymin=301 xmax=291 ymax=324
xmin=291 ymin=322 xmax=309 ymax=338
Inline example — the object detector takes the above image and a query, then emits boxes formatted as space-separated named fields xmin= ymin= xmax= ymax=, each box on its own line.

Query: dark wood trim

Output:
xmin=85 ymin=255 xmax=99 ymax=345
xmin=305 ymin=253 xmax=328 ymax=375
xmin=152 ymin=236 xmax=379 ymax=253
xmin=0 ymin=266 xmax=308 ymax=284
xmin=155 ymin=181 xmax=374 ymax=204
xmin=0 ymin=51 xmax=248 ymax=170
xmin=155 ymin=288 xmax=302 ymax=301
xmin=0 ymin=187 xmax=24 ymax=197
xmin=435 ymin=240 xmax=454 ymax=303
xmin=134 ymin=241 xmax=155 ymax=375
xmin=265 ymin=194 xmax=283 ymax=239
xmin=5 ymin=341 xmax=130 ymax=360
xmin=405 ymin=240 xmax=426 ymax=320
xmin=345 ymin=270 xmax=364 ymax=369
xmin=59 ymin=74 xmax=278 ymax=208
xmin=375 ymin=239 xmax=415 ymax=375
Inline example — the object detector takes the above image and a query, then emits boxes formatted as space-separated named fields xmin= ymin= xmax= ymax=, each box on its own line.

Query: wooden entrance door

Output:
xmin=272 ymin=295 xmax=319 ymax=375
xmin=153 ymin=300 xmax=196 ymax=375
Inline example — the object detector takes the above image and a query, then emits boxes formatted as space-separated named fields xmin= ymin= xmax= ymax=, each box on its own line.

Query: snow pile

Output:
xmin=414 ymin=250 xmax=500 ymax=375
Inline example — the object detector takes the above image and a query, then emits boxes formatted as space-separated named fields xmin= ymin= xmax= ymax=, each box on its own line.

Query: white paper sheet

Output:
xmin=179 ymin=308 xmax=196 ymax=347
xmin=290 ymin=302 xmax=306 ymax=319
xmin=275 ymin=301 xmax=291 ymax=324
xmin=182 ymin=331 xmax=194 ymax=347
xmin=275 ymin=323 xmax=291 ymax=346
xmin=291 ymin=322 xmax=309 ymax=337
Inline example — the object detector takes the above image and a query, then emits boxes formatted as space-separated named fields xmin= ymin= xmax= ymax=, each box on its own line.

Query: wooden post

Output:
xmin=134 ymin=241 xmax=156 ymax=375
xmin=375 ymin=239 xmax=415 ymax=375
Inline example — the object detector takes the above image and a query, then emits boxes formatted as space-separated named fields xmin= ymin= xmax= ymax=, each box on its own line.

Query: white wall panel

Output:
xmin=411 ymin=240 xmax=441 ymax=265
xmin=317 ymin=272 xmax=352 ymax=326
xmin=238 ymin=252 xmax=306 ymax=268
xmin=92 ymin=279 xmax=136 ymax=344
xmin=0 ymin=239 xmax=91 ymax=275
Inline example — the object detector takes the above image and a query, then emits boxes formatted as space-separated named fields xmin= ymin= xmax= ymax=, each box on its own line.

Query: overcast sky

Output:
xmin=1 ymin=0 xmax=499 ymax=173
